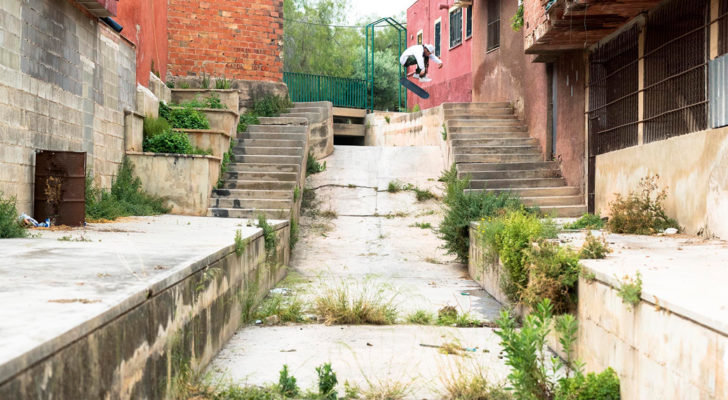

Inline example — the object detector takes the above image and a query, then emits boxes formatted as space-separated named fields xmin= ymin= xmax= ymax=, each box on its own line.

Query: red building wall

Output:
xmin=115 ymin=0 xmax=168 ymax=86
xmin=406 ymin=0 xmax=473 ymax=109
xmin=167 ymin=0 xmax=283 ymax=82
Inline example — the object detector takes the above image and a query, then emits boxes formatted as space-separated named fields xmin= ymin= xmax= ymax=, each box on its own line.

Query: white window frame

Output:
xmin=416 ymin=29 xmax=423 ymax=45
xmin=449 ymin=6 xmax=463 ymax=49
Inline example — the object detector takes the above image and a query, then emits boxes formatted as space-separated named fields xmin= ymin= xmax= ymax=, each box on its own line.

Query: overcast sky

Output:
xmin=348 ymin=0 xmax=413 ymax=23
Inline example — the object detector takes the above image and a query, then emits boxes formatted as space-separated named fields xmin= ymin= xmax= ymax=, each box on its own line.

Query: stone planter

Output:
xmin=198 ymin=108 xmax=239 ymax=138
xmin=181 ymin=129 xmax=230 ymax=159
xmin=126 ymin=152 xmax=221 ymax=216
xmin=170 ymin=89 xmax=239 ymax=112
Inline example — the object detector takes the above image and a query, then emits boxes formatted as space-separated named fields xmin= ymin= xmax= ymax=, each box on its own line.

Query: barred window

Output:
xmin=487 ymin=0 xmax=500 ymax=51
xmin=466 ymin=5 xmax=473 ymax=38
xmin=450 ymin=8 xmax=463 ymax=48
xmin=720 ymin=0 xmax=728 ymax=56
xmin=435 ymin=21 xmax=441 ymax=57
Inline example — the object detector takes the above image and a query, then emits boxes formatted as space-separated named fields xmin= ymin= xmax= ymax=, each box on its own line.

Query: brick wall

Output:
xmin=167 ymin=0 xmax=284 ymax=82
xmin=523 ymin=0 xmax=549 ymax=43
xmin=0 ymin=0 xmax=136 ymax=215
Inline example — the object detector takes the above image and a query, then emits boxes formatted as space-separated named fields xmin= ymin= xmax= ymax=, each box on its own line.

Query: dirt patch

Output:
xmin=48 ymin=298 xmax=101 ymax=304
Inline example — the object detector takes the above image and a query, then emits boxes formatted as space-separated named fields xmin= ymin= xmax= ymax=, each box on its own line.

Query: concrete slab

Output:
xmin=207 ymin=146 xmax=508 ymax=397
xmin=0 ymin=215 xmax=285 ymax=381
xmin=333 ymin=107 xmax=367 ymax=119
xmin=571 ymin=232 xmax=728 ymax=336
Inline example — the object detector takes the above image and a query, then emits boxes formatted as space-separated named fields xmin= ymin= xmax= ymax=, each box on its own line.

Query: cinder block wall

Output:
xmin=167 ymin=0 xmax=284 ymax=82
xmin=0 ymin=0 xmax=136 ymax=214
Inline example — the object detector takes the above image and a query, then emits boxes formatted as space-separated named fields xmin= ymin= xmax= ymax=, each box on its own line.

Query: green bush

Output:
xmin=277 ymin=365 xmax=300 ymax=398
xmin=316 ymin=363 xmax=338 ymax=400
xmin=0 ymin=192 xmax=27 ymax=238
xmin=496 ymin=299 xmax=620 ymax=400
xmin=439 ymin=165 xmax=526 ymax=262
xmin=579 ymin=231 xmax=612 ymax=260
xmin=215 ymin=76 xmax=232 ymax=89
xmin=563 ymin=213 xmax=605 ymax=230
xmin=143 ymin=130 xmax=209 ymax=155
xmin=616 ymin=272 xmax=642 ymax=310
xmin=251 ymin=95 xmax=293 ymax=117
xmin=142 ymin=117 xmax=171 ymax=139
xmin=556 ymin=368 xmax=621 ymax=400
xmin=86 ymin=158 xmax=170 ymax=221
xmin=521 ymin=240 xmax=581 ymax=314
xmin=159 ymin=102 xmax=210 ymax=130
xmin=607 ymin=175 xmax=679 ymax=235
xmin=179 ymin=94 xmax=227 ymax=109
xmin=306 ymin=152 xmax=327 ymax=176
xmin=237 ymin=113 xmax=260 ymax=133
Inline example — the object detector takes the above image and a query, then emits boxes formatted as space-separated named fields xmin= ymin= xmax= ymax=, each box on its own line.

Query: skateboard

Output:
xmin=400 ymin=76 xmax=430 ymax=99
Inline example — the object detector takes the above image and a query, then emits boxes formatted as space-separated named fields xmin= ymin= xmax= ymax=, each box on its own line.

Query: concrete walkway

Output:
xmin=207 ymin=146 xmax=509 ymax=398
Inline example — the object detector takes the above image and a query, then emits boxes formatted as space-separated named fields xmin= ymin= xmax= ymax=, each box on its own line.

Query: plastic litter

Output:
xmin=255 ymin=319 xmax=262 ymax=325
xmin=270 ymin=288 xmax=291 ymax=295
xmin=664 ymin=228 xmax=678 ymax=235
xmin=460 ymin=292 xmax=470 ymax=296
xmin=18 ymin=213 xmax=51 ymax=228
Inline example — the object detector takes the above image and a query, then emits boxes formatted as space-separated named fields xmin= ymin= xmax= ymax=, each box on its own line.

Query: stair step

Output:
xmin=454 ymin=154 xmax=543 ymax=163
xmin=467 ymin=186 xmax=581 ymax=197
xmin=257 ymin=116 xmax=308 ymax=126
xmin=442 ymin=102 xmax=511 ymax=110
xmin=449 ymin=125 xmax=528 ymax=133
xmin=240 ymin=132 xmax=307 ymax=141
xmin=212 ymin=189 xmax=293 ymax=199
xmin=233 ymin=146 xmax=303 ymax=156
xmin=285 ymin=107 xmax=324 ymax=113
xmin=451 ymin=138 xmax=537 ymax=147
xmin=209 ymin=198 xmax=293 ymax=209
xmin=238 ymin=139 xmax=304 ymax=147
xmin=539 ymin=205 xmax=588 ymax=218
xmin=245 ymin=125 xmax=308 ymax=134
xmin=458 ymin=161 xmax=559 ymax=172
xmin=448 ymin=120 xmax=525 ymax=128
xmin=293 ymin=101 xmax=331 ymax=108
xmin=521 ymin=195 xmax=585 ymax=207
xmin=444 ymin=111 xmax=515 ymax=118
xmin=224 ymin=171 xmax=298 ymax=182
xmin=469 ymin=178 xmax=567 ymax=189
xmin=228 ymin=163 xmax=300 ymax=173
xmin=453 ymin=146 xmax=541 ymax=155
xmin=208 ymin=208 xmax=291 ymax=219
xmin=232 ymin=155 xmax=302 ymax=164
xmin=449 ymin=132 xmax=530 ymax=140
xmin=462 ymin=169 xmax=562 ymax=180
xmin=222 ymin=180 xmax=297 ymax=190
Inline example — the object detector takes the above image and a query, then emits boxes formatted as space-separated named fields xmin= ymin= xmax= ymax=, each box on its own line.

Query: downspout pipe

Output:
xmin=101 ymin=17 xmax=123 ymax=33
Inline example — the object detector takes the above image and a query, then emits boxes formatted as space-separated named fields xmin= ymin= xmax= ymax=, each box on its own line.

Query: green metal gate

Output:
xmin=283 ymin=72 xmax=367 ymax=109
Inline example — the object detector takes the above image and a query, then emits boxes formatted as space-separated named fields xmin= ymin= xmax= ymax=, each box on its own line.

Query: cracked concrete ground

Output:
xmin=206 ymin=146 xmax=510 ymax=398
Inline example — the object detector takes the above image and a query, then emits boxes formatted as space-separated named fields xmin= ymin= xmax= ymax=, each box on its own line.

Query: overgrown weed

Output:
xmin=313 ymin=280 xmax=399 ymax=325
xmin=0 ymin=192 xmax=27 ymax=238
xmin=607 ymin=175 xmax=679 ymax=234
xmin=578 ymin=231 xmax=612 ymax=260
xmin=616 ymin=272 xmax=642 ymax=309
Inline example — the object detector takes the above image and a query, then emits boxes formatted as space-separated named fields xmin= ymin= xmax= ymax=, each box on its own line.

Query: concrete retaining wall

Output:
xmin=304 ymin=102 xmax=334 ymax=159
xmin=364 ymin=107 xmax=451 ymax=165
xmin=468 ymin=224 xmax=728 ymax=399
xmin=126 ymin=153 xmax=221 ymax=216
xmin=595 ymin=126 xmax=728 ymax=238
xmin=0 ymin=0 xmax=136 ymax=214
xmin=0 ymin=222 xmax=290 ymax=399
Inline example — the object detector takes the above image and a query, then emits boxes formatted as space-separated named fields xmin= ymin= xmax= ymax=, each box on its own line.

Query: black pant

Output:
xmin=403 ymin=56 xmax=429 ymax=75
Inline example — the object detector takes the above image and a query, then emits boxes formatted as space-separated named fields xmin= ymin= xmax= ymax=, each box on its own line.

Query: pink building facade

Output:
xmin=406 ymin=0 xmax=474 ymax=109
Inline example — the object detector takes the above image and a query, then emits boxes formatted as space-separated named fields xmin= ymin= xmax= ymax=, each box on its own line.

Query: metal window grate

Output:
xmin=466 ymin=5 xmax=473 ymax=38
xmin=450 ymin=8 xmax=463 ymax=48
xmin=720 ymin=0 xmax=728 ymax=55
xmin=643 ymin=0 xmax=709 ymax=143
xmin=487 ymin=0 xmax=500 ymax=51
xmin=588 ymin=25 xmax=640 ymax=156
xmin=435 ymin=21 xmax=441 ymax=56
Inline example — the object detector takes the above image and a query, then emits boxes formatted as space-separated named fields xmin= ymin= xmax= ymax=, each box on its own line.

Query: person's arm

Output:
xmin=429 ymin=54 xmax=443 ymax=68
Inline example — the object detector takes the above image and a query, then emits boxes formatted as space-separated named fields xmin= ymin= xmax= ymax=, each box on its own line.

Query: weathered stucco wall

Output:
xmin=364 ymin=107 xmax=450 ymax=165
xmin=577 ymin=273 xmax=727 ymax=400
xmin=115 ymin=0 xmax=168 ymax=87
xmin=406 ymin=0 xmax=474 ymax=109
xmin=305 ymin=102 xmax=334 ymax=160
xmin=595 ymin=127 xmax=728 ymax=238
xmin=0 ymin=0 xmax=136 ymax=214
xmin=0 ymin=223 xmax=290 ymax=399
xmin=554 ymin=52 xmax=587 ymax=189
xmin=126 ymin=153 xmax=221 ymax=216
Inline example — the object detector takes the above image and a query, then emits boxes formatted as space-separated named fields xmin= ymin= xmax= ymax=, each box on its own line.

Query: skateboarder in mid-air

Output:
xmin=399 ymin=44 xmax=443 ymax=83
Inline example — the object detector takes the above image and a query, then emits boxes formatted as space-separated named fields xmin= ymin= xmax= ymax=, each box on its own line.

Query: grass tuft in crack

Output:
xmin=313 ymin=280 xmax=399 ymax=325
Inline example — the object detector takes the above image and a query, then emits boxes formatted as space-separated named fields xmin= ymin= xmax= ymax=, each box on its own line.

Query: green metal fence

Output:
xmin=283 ymin=72 xmax=367 ymax=109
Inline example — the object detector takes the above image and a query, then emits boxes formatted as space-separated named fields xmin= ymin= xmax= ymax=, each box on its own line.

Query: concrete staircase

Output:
xmin=208 ymin=116 xmax=308 ymax=220
xmin=445 ymin=102 xmax=586 ymax=217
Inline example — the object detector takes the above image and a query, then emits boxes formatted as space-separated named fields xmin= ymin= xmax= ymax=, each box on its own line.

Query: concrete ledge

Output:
xmin=0 ymin=216 xmax=290 ymax=398
xmin=124 ymin=111 xmax=144 ymax=152
xmin=126 ymin=152 xmax=221 ymax=216
xmin=181 ymin=129 xmax=230 ymax=159
xmin=332 ymin=107 xmax=367 ymax=119
xmin=468 ymin=225 xmax=728 ymax=399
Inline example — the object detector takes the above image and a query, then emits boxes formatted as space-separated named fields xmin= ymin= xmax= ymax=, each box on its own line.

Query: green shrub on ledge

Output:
xmin=159 ymin=102 xmax=210 ymax=130
xmin=0 ymin=192 xmax=27 ymax=238
xmin=143 ymin=130 xmax=210 ymax=156
xmin=607 ymin=175 xmax=679 ymax=235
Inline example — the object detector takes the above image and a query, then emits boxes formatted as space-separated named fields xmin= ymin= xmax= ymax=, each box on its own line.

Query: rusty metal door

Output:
xmin=34 ymin=151 xmax=86 ymax=226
